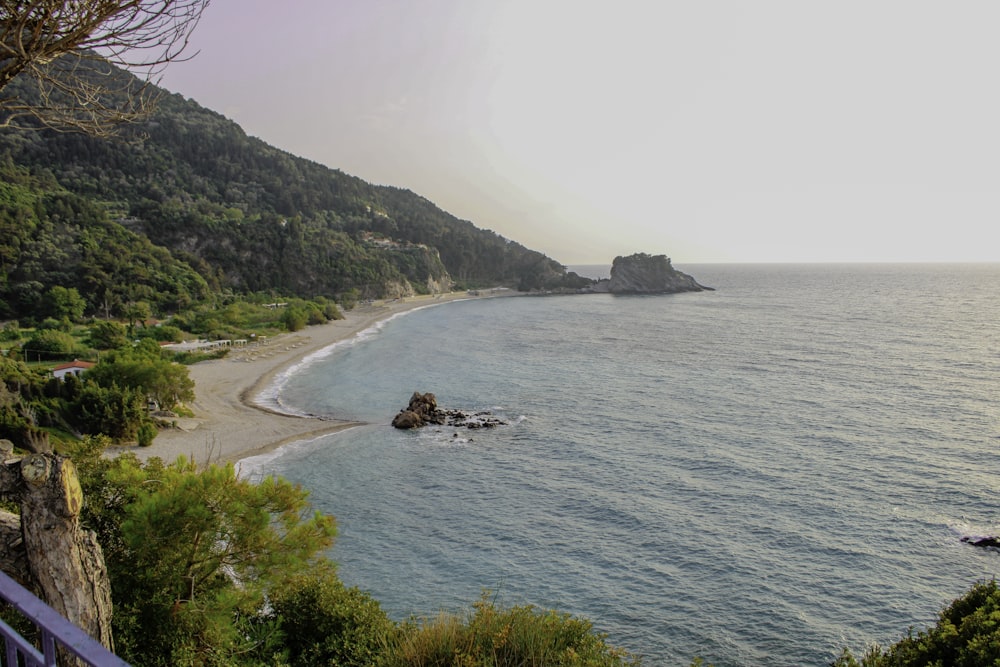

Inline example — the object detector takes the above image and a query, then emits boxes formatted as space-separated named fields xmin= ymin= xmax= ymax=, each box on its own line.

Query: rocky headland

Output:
xmin=587 ymin=253 xmax=712 ymax=294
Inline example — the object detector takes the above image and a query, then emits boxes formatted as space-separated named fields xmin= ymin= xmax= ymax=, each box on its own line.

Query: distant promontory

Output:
xmin=586 ymin=253 xmax=712 ymax=294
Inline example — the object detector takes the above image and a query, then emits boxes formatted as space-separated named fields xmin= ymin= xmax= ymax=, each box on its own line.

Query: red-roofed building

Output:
xmin=52 ymin=359 xmax=95 ymax=380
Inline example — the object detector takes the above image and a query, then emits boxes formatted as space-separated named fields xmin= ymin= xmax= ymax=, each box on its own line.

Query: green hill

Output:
xmin=0 ymin=64 xmax=583 ymax=322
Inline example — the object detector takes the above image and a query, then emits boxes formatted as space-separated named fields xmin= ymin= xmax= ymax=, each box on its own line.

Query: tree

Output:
xmin=82 ymin=455 xmax=337 ymax=664
xmin=43 ymin=285 xmax=86 ymax=321
xmin=88 ymin=320 xmax=127 ymax=350
xmin=24 ymin=328 xmax=80 ymax=360
xmin=121 ymin=300 xmax=151 ymax=337
xmin=0 ymin=0 xmax=209 ymax=135
xmin=86 ymin=354 xmax=194 ymax=411
xmin=71 ymin=381 xmax=145 ymax=440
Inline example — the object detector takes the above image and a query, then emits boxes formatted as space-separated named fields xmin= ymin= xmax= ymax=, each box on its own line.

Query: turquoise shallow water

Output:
xmin=242 ymin=264 xmax=1000 ymax=666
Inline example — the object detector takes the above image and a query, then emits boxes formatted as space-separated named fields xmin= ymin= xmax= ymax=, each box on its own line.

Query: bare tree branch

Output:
xmin=0 ymin=0 xmax=209 ymax=135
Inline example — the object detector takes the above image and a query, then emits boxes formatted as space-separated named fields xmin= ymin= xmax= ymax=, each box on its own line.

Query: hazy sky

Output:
xmin=160 ymin=1 xmax=1000 ymax=264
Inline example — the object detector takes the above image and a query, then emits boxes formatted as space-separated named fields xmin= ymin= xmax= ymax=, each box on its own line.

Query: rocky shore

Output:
xmin=391 ymin=392 xmax=508 ymax=430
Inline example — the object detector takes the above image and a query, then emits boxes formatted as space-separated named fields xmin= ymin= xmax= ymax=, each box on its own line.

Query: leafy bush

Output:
xmin=86 ymin=346 xmax=194 ymax=410
xmin=281 ymin=306 xmax=307 ymax=332
xmin=835 ymin=580 xmax=1000 ymax=667
xmin=338 ymin=289 xmax=360 ymax=310
xmin=24 ymin=329 xmax=83 ymax=360
xmin=88 ymin=320 xmax=128 ymax=350
xmin=312 ymin=296 xmax=344 ymax=321
xmin=0 ymin=321 xmax=20 ymax=342
xmin=138 ymin=324 xmax=184 ymax=343
xmin=383 ymin=592 xmax=641 ymax=667
xmin=269 ymin=564 xmax=396 ymax=667
xmin=71 ymin=382 xmax=145 ymax=441
xmin=43 ymin=286 xmax=86 ymax=322
xmin=70 ymin=452 xmax=338 ymax=666
xmin=136 ymin=421 xmax=157 ymax=447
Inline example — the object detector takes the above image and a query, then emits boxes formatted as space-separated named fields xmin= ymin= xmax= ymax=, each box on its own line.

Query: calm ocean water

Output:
xmin=243 ymin=264 xmax=1000 ymax=666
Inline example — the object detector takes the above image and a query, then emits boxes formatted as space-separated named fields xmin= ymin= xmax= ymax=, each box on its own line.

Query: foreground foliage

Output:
xmin=834 ymin=580 xmax=1000 ymax=667
xmin=63 ymin=437 xmax=640 ymax=666
xmin=72 ymin=442 xmax=339 ymax=665
xmin=269 ymin=565 xmax=398 ymax=667
xmin=3 ymin=431 xmax=993 ymax=666
xmin=384 ymin=592 xmax=640 ymax=667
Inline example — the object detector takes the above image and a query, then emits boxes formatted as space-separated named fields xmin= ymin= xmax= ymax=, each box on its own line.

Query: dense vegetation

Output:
xmin=0 ymin=63 xmax=586 ymax=327
xmin=0 ymin=160 xmax=211 ymax=321
xmin=0 ymin=292 xmax=343 ymax=451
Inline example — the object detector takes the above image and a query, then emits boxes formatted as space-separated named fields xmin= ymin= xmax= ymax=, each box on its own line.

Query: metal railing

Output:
xmin=0 ymin=570 xmax=130 ymax=667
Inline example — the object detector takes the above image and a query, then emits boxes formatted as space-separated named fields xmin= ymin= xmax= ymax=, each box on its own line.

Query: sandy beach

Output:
xmin=126 ymin=292 xmax=496 ymax=466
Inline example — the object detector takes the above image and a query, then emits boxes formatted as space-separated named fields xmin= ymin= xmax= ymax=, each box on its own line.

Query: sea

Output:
xmin=241 ymin=263 xmax=1000 ymax=666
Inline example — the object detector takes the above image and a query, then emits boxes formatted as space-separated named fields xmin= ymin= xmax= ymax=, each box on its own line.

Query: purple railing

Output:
xmin=0 ymin=570 xmax=130 ymax=667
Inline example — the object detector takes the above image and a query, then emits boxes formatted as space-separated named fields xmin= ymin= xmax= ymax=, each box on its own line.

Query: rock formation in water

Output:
xmin=961 ymin=536 xmax=1000 ymax=549
xmin=588 ymin=253 xmax=710 ymax=294
xmin=391 ymin=392 xmax=507 ymax=430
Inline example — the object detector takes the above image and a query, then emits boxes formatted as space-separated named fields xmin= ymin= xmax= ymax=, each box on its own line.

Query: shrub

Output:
xmin=383 ymin=592 xmax=641 ymax=667
xmin=136 ymin=421 xmax=157 ymax=447
xmin=71 ymin=382 xmax=145 ymax=441
xmin=269 ymin=565 xmax=396 ymax=667
xmin=0 ymin=321 xmax=20 ymax=342
xmin=338 ymin=289 xmax=360 ymax=311
xmin=281 ymin=307 xmax=307 ymax=332
xmin=139 ymin=325 xmax=184 ymax=343
xmin=835 ymin=580 xmax=1000 ymax=667
xmin=313 ymin=297 xmax=343 ymax=321
xmin=24 ymin=329 xmax=82 ymax=361
xmin=43 ymin=286 xmax=86 ymax=322
xmin=305 ymin=304 xmax=326 ymax=326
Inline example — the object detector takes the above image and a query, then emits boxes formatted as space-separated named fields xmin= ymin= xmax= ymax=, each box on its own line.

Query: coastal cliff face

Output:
xmin=593 ymin=253 xmax=709 ymax=294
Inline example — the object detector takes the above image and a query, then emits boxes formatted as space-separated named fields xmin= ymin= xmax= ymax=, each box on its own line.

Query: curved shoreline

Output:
xmin=123 ymin=292 xmax=503 ymax=466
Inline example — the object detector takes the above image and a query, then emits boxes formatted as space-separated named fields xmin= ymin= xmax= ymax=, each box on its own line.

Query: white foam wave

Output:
xmin=949 ymin=518 xmax=1000 ymax=542
xmin=235 ymin=426 xmax=363 ymax=481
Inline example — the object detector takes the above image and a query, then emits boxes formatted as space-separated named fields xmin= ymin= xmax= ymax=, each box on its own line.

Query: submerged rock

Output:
xmin=961 ymin=536 xmax=1000 ymax=549
xmin=391 ymin=392 xmax=508 ymax=430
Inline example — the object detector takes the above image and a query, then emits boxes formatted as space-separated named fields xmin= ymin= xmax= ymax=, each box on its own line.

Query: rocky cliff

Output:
xmin=590 ymin=253 xmax=710 ymax=294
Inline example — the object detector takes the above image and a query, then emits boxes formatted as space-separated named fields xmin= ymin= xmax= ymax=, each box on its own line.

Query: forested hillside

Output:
xmin=0 ymin=64 xmax=582 ymax=321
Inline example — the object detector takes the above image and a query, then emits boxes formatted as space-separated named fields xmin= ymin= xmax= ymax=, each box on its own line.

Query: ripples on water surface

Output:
xmin=245 ymin=264 xmax=1000 ymax=666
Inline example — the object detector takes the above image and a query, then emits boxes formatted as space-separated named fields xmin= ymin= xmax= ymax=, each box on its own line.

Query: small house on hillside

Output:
xmin=52 ymin=360 xmax=95 ymax=380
